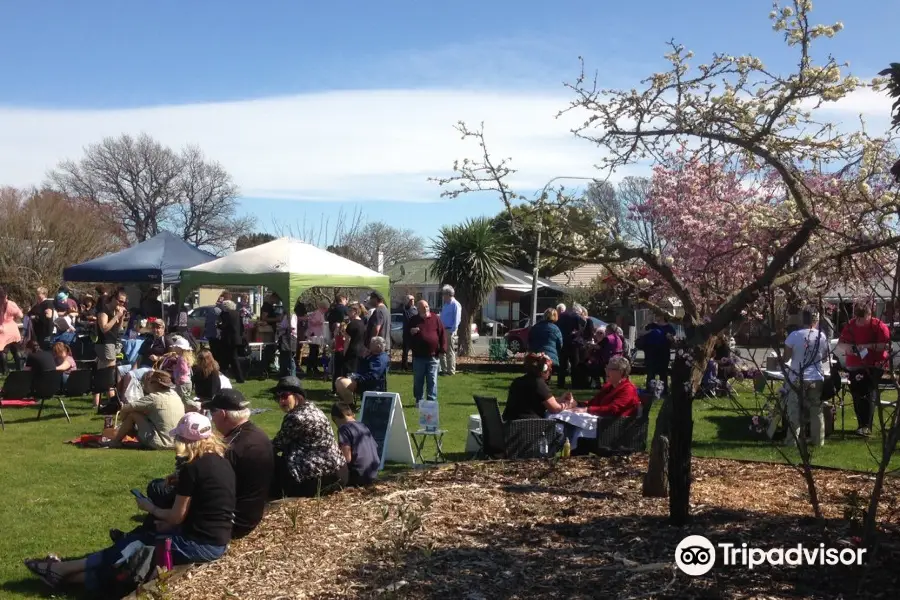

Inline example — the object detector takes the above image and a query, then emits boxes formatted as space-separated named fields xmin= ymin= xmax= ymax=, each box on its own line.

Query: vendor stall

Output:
xmin=178 ymin=237 xmax=390 ymax=312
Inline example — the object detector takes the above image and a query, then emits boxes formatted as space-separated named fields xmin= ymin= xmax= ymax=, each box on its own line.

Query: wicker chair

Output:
xmin=504 ymin=418 xmax=565 ymax=459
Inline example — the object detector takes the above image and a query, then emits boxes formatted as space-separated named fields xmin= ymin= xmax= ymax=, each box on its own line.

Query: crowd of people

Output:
xmin=24 ymin=376 xmax=382 ymax=594
xmin=7 ymin=277 xmax=897 ymax=594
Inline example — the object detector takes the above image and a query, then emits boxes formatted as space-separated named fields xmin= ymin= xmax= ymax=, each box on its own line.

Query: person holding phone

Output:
xmin=836 ymin=304 xmax=891 ymax=437
xmin=24 ymin=412 xmax=235 ymax=594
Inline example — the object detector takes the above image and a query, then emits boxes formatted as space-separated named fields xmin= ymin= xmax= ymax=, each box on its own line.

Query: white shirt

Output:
xmin=785 ymin=328 xmax=829 ymax=382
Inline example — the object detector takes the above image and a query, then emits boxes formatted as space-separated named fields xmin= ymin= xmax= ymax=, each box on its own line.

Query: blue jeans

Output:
xmin=412 ymin=356 xmax=439 ymax=404
xmin=279 ymin=348 xmax=296 ymax=377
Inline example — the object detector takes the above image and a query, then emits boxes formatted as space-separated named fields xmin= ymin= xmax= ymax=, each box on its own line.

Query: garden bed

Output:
xmin=168 ymin=457 xmax=900 ymax=599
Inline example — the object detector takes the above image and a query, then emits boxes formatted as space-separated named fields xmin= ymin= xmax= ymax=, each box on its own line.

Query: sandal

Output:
xmin=24 ymin=559 xmax=64 ymax=589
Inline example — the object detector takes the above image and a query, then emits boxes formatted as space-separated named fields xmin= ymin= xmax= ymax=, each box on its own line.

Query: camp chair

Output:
xmin=35 ymin=372 xmax=68 ymax=422
xmin=473 ymin=395 xmax=506 ymax=458
xmin=0 ymin=370 xmax=35 ymax=431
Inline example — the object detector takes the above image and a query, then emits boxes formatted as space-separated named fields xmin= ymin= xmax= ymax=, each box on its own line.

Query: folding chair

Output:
xmin=34 ymin=372 xmax=68 ymax=422
xmin=63 ymin=369 xmax=93 ymax=397
xmin=473 ymin=395 xmax=506 ymax=458
xmin=0 ymin=370 xmax=35 ymax=431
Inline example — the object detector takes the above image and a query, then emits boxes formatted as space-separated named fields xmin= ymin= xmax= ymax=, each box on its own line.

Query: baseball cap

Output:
xmin=170 ymin=336 xmax=191 ymax=351
xmin=202 ymin=389 xmax=249 ymax=412
xmin=169 ymin=412 xmax=214 ymax=442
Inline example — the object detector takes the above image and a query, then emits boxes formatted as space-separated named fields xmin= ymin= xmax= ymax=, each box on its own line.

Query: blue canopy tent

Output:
xmin=63 ymin=231 xmax=216 ymax=284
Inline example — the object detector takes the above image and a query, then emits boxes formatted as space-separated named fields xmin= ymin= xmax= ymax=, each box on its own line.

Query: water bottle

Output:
xmin=562 ymin=438 xmax=571 ymax=458
xmin=156 ymin=537 xmax=173 ymax=571
xmin=538 ymin=433 xmax=549 ymax=457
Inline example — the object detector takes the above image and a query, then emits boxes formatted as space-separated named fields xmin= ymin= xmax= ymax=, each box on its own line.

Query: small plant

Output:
xmin=285 ymin=499 xmax=302 ymax=531
xmin=137 ymin=566 xmax=174 ymax=600
xmin=842 ymin=490 xmax=866 ymax=529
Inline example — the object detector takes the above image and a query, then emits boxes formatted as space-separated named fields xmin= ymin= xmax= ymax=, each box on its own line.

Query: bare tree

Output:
xmin=236 ymin=232 xmax=277 ymax=251
xmin=48 ymin=134 xmax=181 ymax=244
xmin=174 ymin=145 xmax=252 ymax=253
xmin=47 ymin=133 xmax=251 ymax=252
xmin=0 ymin=187 xmax=121 ymax=301
xmin=347 ymin=221 xmax=426 ymax=271
xmin=274 ymin=206 xmax=365 ymax=250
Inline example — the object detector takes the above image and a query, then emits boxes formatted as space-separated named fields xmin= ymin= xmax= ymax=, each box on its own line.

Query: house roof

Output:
xmin=388 ymin=259 xmax=565 ymax=293
xmin=550 ymin=264 xmax=608 ymax=288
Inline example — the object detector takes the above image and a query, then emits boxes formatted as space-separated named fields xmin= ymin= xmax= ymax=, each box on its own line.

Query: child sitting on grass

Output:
xmin=330 ymin=402 xmax=379 ymax=487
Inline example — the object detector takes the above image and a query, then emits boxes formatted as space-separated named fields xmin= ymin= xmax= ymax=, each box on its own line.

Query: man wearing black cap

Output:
xmin=204 ymin=389 xmax=274 ymax=538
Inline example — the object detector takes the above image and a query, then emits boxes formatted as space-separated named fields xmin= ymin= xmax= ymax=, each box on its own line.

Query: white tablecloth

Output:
xmin=550 ymin=410 xmax=599 ymax=450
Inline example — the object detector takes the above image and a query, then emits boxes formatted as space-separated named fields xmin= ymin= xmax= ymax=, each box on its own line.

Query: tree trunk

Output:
xmin=458 ymin=306 xmax=472 ymax=357
xmin=668 ymin=351 xmax=696 ymax=525
xmin=863 ymin=405 xmax=900 ymax=542
xmin=643 ymin=338 xmax=714 ymax=524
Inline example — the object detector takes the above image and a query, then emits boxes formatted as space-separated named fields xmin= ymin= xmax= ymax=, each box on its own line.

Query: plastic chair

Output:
xmin=34 ymin=372 xmax=68 ymax=422
xmin=473 ymin=395 xmax=506 ymax=458
xmin=0 ymin=370 xmax=35 ymax=431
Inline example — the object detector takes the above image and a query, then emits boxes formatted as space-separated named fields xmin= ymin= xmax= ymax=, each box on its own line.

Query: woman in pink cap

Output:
xmin=24 ymin=412 xmax=236 ymax=594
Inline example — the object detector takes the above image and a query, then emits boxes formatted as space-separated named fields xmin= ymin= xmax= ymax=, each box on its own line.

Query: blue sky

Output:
xmin=0 ymin=0 xmax=894 ymax=247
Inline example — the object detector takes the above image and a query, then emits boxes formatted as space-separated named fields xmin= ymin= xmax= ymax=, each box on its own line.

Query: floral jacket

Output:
xmin=272 ymin=402 xmax=346 ymax=482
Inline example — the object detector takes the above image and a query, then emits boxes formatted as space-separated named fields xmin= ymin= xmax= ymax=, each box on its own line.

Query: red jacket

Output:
xmin=586 ymin=379 xmax=641 ymax=417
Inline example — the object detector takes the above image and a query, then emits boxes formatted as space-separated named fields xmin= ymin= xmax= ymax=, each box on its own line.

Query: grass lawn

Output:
xmin=0 ymin=369 xmax=897 ymax=598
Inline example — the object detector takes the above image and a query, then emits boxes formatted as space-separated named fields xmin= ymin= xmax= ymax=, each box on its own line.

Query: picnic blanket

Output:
xmin=66 ymin=434 xmax=139 ymax=448
xmin=0 ymin=400 xmax=37 ymax=407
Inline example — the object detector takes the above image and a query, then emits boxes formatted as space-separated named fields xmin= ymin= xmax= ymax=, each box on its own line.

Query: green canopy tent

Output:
xmin=179 ymin=237 xmax=390 ymax=310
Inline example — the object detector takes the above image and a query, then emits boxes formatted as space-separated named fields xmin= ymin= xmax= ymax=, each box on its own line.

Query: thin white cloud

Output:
xmin=0 ymin=87 xmax=891 ymax=204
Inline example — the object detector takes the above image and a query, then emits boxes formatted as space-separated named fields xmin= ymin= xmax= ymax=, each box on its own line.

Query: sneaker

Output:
xmin=855 ymin=427 xmax=870 ymax=437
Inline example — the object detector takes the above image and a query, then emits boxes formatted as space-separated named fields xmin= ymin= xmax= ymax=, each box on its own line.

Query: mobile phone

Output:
xmin=130 ymin=488 xmax=148 ymax=500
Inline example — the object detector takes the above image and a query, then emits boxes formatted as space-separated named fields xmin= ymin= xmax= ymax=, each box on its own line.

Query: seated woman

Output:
xmin=567 ymin=356 xmax=641 ymax=417
xmin=271 ymin=376 xmax=348 ymax=497
xmin=335 ymin=336 xmax=389 ymax=404
xmin=24 ymin=412 xmax=235 ymax=595
xmin=503 ymin=352 xmax=574 ymax=421
xmin=137 ymin=320 xmax=169 ymax=367
xmin=191 ymin=349 xmax=222 ymax=404
xmin=110 ymin=370 xmax=185 ymax=449
xmin=51 ymin=342 xmax=77 ymax=385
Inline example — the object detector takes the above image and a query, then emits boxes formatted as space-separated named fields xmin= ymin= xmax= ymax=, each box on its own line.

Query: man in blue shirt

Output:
xmin=439 ymin=285 xmax=462 ymax=376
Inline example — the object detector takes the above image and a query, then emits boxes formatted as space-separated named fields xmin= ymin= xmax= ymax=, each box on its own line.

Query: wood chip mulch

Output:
xmin=169 ymin=457 xmax=900 ymax=599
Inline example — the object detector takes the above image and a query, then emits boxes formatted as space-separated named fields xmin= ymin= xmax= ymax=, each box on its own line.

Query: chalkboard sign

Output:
xmin=359 ymin=392 xmax=414 ymax=469
xmin=360 ymin=392 xmax=393 ymax=459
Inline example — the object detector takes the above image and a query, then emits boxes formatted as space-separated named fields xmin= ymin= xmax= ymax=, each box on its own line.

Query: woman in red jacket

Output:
xmin=566 ymin=355 xmax=641 ymax=417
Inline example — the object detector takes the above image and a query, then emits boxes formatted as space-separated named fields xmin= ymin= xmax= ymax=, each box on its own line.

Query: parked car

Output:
xmin=505 ymin=317 xmax=605 ymax=354
xmin=390 ymin=313 xmax=478 ymax=348
xmin=390 ymin=313 xmax=404 ymax=347
xmin=187 ymin=305 xmax=217 ymax=337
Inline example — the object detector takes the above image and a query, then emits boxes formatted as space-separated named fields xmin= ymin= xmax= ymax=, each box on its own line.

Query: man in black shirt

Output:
xmin=205 ymin=389 xmax=274 ymax=538
xmin=23 ymin=340 xmax=57 ymax=373
xmin=327 ymin=294 xmax=348 ymax=337
xmin=29 ymin=287 xmax=56 ymax=350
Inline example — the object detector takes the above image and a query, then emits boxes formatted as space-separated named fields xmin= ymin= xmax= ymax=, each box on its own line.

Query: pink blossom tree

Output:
xmin=436 ymin=0 xmax=900 ymax=524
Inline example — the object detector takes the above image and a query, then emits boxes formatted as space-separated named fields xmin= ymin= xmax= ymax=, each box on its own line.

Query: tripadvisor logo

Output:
xmin=675 ymin=535 xmax=866 ymax=576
